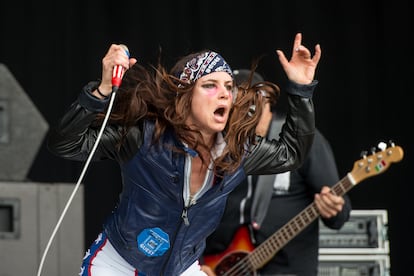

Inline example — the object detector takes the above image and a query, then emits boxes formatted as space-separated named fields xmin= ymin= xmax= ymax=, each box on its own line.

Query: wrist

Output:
xmin=92 ymin=81 xmax=112 ymax=99
xmin=85 ymin=80 xmax=112 ymax=100
xmin=96 ymin=86 xmax=111 ymax=98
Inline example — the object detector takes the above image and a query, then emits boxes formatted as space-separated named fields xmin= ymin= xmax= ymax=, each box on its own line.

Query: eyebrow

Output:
xmin=200 ymin=78 xmax=233 ymax=84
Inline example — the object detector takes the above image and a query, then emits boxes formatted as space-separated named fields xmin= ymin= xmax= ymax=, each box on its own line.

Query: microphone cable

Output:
xmin=36 ymin=87 xmax=119 ymax=276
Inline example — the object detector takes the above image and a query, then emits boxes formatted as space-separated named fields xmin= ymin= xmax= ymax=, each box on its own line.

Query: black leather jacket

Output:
xmin=47 ymin=80 xmax=317 ymax=275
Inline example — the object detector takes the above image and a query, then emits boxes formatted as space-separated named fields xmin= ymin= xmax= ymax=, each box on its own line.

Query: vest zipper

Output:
xmin=181 ymin=207 xmax=190 ymax=226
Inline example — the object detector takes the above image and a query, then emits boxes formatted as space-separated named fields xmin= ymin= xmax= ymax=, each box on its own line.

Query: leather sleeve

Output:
xmin=47 ymin=81 xmax=143 ymax=164
xmin=243 ymin=80 xmax=317 ymax=175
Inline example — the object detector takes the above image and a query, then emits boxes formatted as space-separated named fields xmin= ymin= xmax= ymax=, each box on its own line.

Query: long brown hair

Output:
xmin=98 ymin=51 xmax=279 ymax=175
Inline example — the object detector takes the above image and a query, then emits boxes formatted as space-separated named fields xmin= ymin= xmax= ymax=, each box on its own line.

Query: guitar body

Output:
xmin=204 ymin=226 xmax=257 ymax=275
xmin=214 ymin=251 xmax=255 ymax=276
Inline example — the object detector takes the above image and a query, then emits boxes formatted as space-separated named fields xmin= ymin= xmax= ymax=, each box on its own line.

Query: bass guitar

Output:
xmin=203 ymin=142 xmax=403 ymax=275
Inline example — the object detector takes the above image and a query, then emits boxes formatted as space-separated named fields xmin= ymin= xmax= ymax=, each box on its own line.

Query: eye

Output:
xmin=202 ymin=83 xmax=216 ymax=89
xmin=225 ymin=84 xmax=233 ymax=91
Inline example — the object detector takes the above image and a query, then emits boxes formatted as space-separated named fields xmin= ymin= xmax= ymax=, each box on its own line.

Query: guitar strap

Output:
xmin=250 ymin=117 xmax=285 ymax=230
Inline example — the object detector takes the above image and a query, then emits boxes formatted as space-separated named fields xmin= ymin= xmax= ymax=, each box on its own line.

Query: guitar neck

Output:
xmin=247 ymin=174 xmax=354 ymax=270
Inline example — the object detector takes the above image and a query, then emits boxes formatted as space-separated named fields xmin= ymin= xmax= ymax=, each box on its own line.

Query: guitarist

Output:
xmin=202 ymin=69 xmax=352 ymax=276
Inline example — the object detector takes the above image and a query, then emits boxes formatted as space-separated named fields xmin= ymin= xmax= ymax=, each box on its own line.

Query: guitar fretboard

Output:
xmin=247 ymin=175 xmax=354 ymax=270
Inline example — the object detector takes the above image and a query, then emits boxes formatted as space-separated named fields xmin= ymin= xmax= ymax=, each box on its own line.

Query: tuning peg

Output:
xmin=378 ymin=141 xmax=387 ymax=151
xmin=360 ymin=150 xmax=368 ymax=158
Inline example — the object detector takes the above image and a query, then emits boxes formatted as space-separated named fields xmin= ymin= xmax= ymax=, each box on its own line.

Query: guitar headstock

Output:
xmin=350 ymin=141 xmax=404 ymax=184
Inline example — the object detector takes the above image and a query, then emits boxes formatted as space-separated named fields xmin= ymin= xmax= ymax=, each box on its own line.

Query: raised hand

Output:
xmin=276 ymin=33 xmax=321 ymax=85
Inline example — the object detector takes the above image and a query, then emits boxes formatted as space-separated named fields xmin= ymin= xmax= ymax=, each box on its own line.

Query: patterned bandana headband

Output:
xmin=179 ymin=51 xmax=233 ymax=83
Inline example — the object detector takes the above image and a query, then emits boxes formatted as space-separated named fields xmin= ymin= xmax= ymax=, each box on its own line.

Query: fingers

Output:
xmin=294 ymin=46 xmax=312 ymax=59
xmin=129 ymin=58 xmax=138 ymax=68
xmin=276 ymin=32 xmax=304 ymax=65
xmin=276 ymin=50 xmax=289 ymax=70
xmin=113 ymin=44 xmax=131 ymax=69
xmin=293 ymin=33 xmax=321 ymax=62
xmin=279 ymin=33 xmax=320 ymax=63
xmin=312 ymin=44 xmax=322 ymax=64
xmin=101 ymin=44 xmax=137 ymax=87
xmin=315 ymin=188 xmax=344 ymax=218
xmin=276 ymin=33 xmax=321 ymax=84
xmin=293 ymin=33 xmax=302 ymax=53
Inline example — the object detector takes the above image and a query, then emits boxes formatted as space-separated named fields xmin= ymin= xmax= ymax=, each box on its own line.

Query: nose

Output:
xmin=218 ymin=84 xmax=231 ymax=100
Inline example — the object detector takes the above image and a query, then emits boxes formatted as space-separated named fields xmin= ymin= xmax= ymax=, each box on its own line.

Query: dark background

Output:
xmin=1 ymin=0 xmax=411 ymax=274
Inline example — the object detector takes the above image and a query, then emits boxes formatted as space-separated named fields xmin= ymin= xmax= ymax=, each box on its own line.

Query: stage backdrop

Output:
xmin=0 ymin=0 xmax=411 ymax=275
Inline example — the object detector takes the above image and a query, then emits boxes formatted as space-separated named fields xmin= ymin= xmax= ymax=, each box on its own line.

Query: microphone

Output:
xmin=112 ymin=44 xmax=130 ymax=89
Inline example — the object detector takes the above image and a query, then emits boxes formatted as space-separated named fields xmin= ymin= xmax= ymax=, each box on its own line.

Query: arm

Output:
xmin=47 ymin=81 xmax=141 ymax=163
xmin=303 ymin=130 xmax=352 ymax=229
xmin=244 ymin=33 xmax=321 ymax=175
xmin=244 ymin=83 xmax=316 ymax=175
xmin=316 ymin=185 xmax=352 ymax=229
xmin=47 ymin=44 xmax=140 ymax=163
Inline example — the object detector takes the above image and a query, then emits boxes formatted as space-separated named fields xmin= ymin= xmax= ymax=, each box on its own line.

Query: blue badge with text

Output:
xmin=137 ymin=227 xmax=170 ymax=257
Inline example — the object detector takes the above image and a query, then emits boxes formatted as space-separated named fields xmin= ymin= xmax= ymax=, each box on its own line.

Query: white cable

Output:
xmin=36 ymin=90 xmax=117 ymax=276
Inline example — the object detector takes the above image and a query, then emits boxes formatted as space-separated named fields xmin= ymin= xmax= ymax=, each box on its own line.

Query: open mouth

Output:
xmin=214 ymin=107 xmax=225 ymax=117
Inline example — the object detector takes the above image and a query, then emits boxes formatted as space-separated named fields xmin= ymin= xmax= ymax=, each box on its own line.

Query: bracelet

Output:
xmin=96 ymin=86 xmax=110 ymax=98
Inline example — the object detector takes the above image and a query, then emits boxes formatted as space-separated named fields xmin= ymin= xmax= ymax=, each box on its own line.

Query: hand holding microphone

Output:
xmin=98 ymin=44 xmax=137 ymax=96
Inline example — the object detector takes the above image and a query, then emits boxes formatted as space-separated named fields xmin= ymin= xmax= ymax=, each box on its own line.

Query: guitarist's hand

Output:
xmin=314 ymin=186 xmax=345 ymax=218
xmin=200 ymin=265 xmax=216 ymax=276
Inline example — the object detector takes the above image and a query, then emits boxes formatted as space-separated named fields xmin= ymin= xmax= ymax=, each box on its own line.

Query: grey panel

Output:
xmin=0 ymin=182 xmax=84 ymax=276
xmin=0 ymin=64 xmax=49 ymax=181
